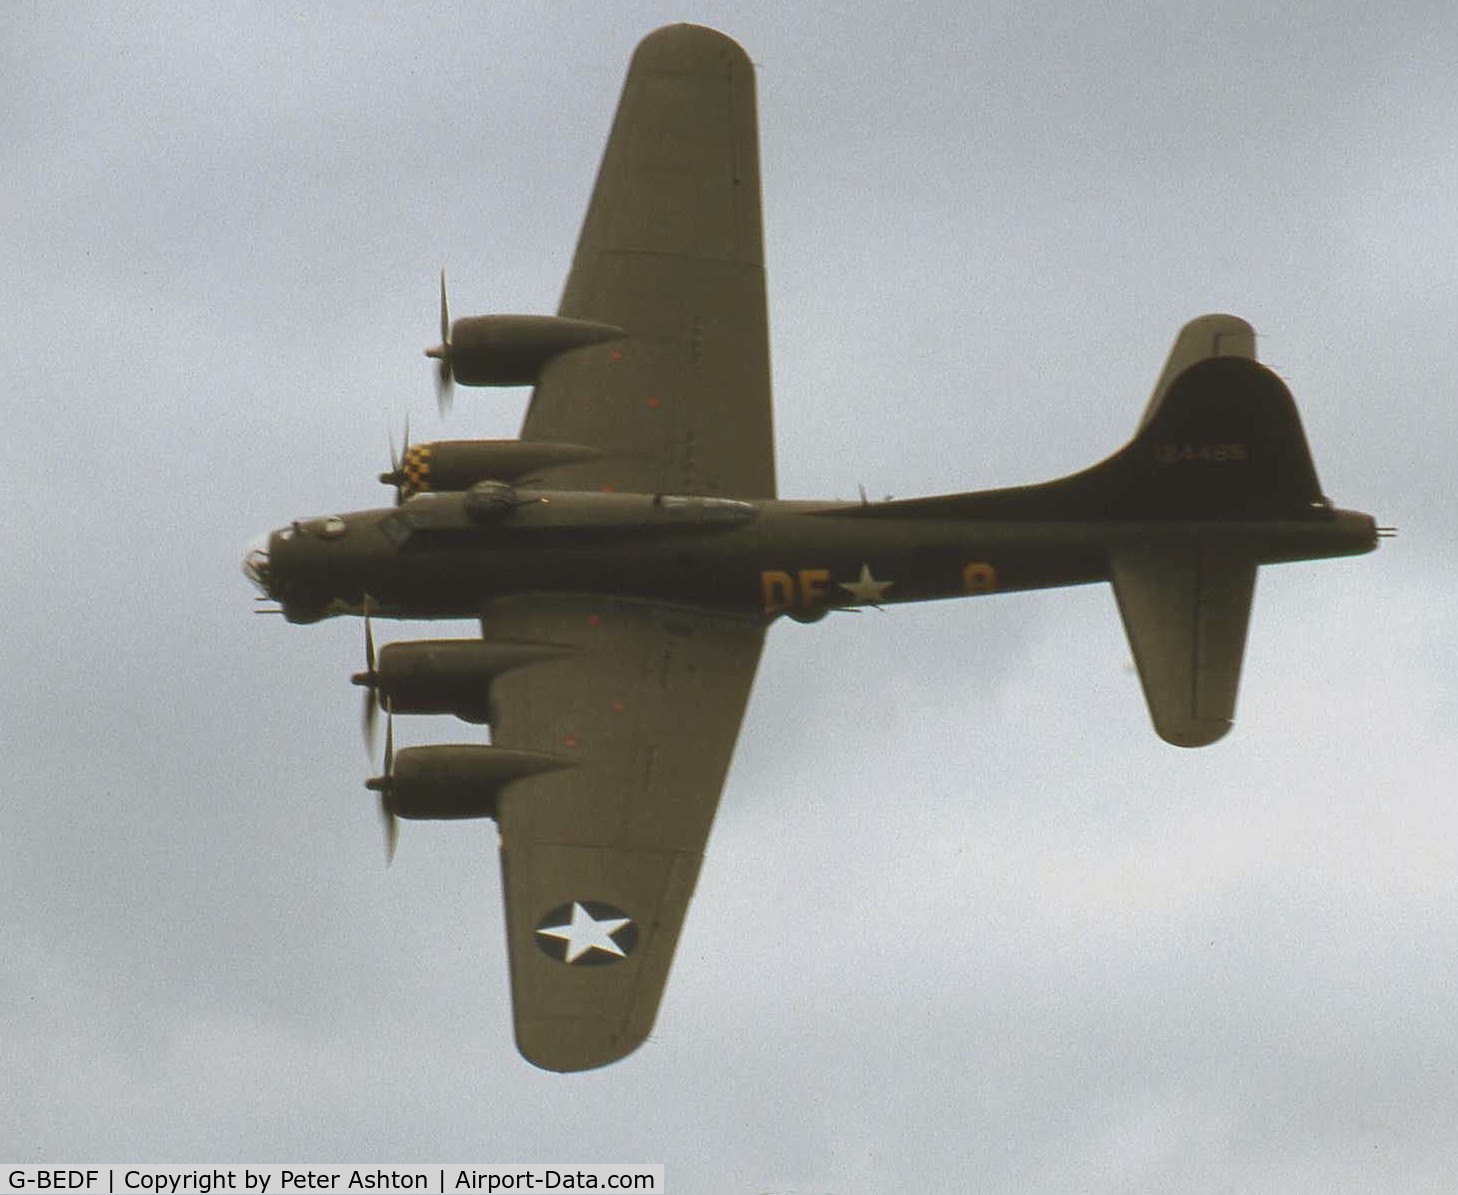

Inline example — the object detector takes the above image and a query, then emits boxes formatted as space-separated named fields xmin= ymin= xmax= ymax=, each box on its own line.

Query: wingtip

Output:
xmin=514 ymin=1017 xmax=649 ymax=1073
xmin=1155 ymin=718 xmax=1232 ymax=749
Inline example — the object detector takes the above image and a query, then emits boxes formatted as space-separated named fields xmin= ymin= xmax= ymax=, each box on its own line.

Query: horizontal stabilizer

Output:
xmin=1111 ymin=543 xmax=1257 ymax=747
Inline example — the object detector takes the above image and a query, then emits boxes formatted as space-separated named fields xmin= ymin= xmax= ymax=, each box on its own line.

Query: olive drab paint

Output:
xmin=245 ymin=25 xmax=1382 ymax=1073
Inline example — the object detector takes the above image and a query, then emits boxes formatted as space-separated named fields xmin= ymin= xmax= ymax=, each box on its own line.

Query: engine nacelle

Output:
xmin=448 ymin=315 xmax=624 ymax=386
xmin=363 ymin=639 xmax=571 ymax=723
xmin=391 ymin=439 xmax=601 ymax=499
xmin=384 ymin=745 xmax=569 ymax=821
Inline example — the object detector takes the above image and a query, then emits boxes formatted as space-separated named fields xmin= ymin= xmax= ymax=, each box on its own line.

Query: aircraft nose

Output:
xmin=242 ymin=532 xmax=272 ymax=595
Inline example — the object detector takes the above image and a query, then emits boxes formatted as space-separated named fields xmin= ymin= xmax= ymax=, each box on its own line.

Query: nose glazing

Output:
xmin=242 ymin=533 xmax=272 ymax=595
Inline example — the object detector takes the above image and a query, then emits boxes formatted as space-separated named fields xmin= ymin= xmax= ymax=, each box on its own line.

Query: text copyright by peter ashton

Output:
xmin=3 ymin=1168 xmax=663 ymax=1195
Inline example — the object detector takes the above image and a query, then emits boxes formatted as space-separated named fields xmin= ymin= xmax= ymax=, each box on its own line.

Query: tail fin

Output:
xmin=995 ymin=350 xmax=1326 ymax=521
xmin=830 ymin=314 xmax=1355 ymax=748
xmin=841 ymin=314 xmax=1327 ymax=523
xmin=1106 ymin=352 xmax=1325 ymax=520
xmin=1136 ymin=312 xmax=1256 ymax=431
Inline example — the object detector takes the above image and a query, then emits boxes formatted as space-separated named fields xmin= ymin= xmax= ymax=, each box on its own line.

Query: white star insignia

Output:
xmin=839 ymin=563 xmax=894 ymax=606
xmin=535 ymin=901 xmax=634 ymax=964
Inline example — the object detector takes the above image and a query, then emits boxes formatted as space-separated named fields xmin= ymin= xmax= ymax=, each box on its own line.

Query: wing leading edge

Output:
xmin=521 ymin=24 xmax=775 ymax=499
xmin=482 ymin=595 xmax=764 ymax=1071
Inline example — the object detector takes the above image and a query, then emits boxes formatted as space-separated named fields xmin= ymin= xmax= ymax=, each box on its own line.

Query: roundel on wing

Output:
xmin=534 ymin=900 xmax=639 ymax=965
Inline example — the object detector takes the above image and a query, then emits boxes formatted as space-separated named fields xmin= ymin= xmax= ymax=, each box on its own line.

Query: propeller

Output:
xmin=364 ymin=710 xmax=400 ymax=865
xmin=350 ymin=601 xmax=381 ymax=754
xmin=423 ymin=269 xmax=454 ymax=416
xmin=377 ymin=415 xmax=413 ymax=504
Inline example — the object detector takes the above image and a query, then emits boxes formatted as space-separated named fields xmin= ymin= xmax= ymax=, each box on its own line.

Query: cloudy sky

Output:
xmin=3 ymin=0 xmax=1455 ymax=1189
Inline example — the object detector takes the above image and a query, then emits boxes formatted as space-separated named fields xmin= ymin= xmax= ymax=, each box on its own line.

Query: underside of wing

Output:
xmin=481 ymin=594 xmax=764 ymax=1071
xmin=521 ymin=24 xmax=775 ymax=499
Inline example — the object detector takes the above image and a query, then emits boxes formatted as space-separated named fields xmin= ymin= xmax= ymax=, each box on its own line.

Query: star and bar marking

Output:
xmin=838 ymin=563 xmax=895 ymax=606
xmin=760 ymin=560 xmax=999 ymax=614
xmin=535 ymin=901 xmax=639 ymax=965
xmin=760 ymin=563 xmax=893 ymax=615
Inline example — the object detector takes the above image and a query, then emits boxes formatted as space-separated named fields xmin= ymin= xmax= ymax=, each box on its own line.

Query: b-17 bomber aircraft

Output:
xmin=243 ymin=24 xmax=1381 ymax=1071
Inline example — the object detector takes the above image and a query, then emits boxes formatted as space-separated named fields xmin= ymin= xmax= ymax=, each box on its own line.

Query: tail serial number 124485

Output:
xmin=1154 ymin=442 xmax=1249 ymax=464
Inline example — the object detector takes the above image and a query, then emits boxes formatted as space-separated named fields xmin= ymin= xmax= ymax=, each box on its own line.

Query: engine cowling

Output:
xmin=387 ymin=439 xmax=601 ymax=500
xmin=445 ymin=315 xmax=624 ymax=386
xmin=375 ymin=745 xmax=568 ymax=821
xmin=358 ymin=639 xmax=571 ymax=724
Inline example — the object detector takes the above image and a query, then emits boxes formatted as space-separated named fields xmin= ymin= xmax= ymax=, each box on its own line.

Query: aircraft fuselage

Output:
xmin=253 ymin=489 xmax=1377 ymax=626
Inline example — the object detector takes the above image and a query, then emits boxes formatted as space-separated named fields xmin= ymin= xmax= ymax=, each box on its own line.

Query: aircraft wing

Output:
xmin=479 ymin=593 xmax=764 ymax=1071
xmin=520 ymin=24 xmax=775 ymax=500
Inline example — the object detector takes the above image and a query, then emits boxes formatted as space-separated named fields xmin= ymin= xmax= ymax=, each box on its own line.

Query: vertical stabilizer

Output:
xmin=1138 ymin=313 xmax=1257 ymax=431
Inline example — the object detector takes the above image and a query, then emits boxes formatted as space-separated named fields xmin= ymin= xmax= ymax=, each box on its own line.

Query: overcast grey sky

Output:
xmin=2 ymin=1 xmax=1455 ymax=1190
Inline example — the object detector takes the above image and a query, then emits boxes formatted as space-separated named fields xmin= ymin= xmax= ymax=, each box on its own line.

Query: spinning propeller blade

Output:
xmin=424 ymin=270 xmax=454 ymax=416
xmin=364 ymin=710 xmax=399 ymax=865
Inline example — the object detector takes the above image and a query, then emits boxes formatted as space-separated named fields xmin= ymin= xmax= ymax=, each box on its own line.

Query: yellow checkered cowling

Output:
xmin=402 ymin=445 xmax=433 ymax=498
